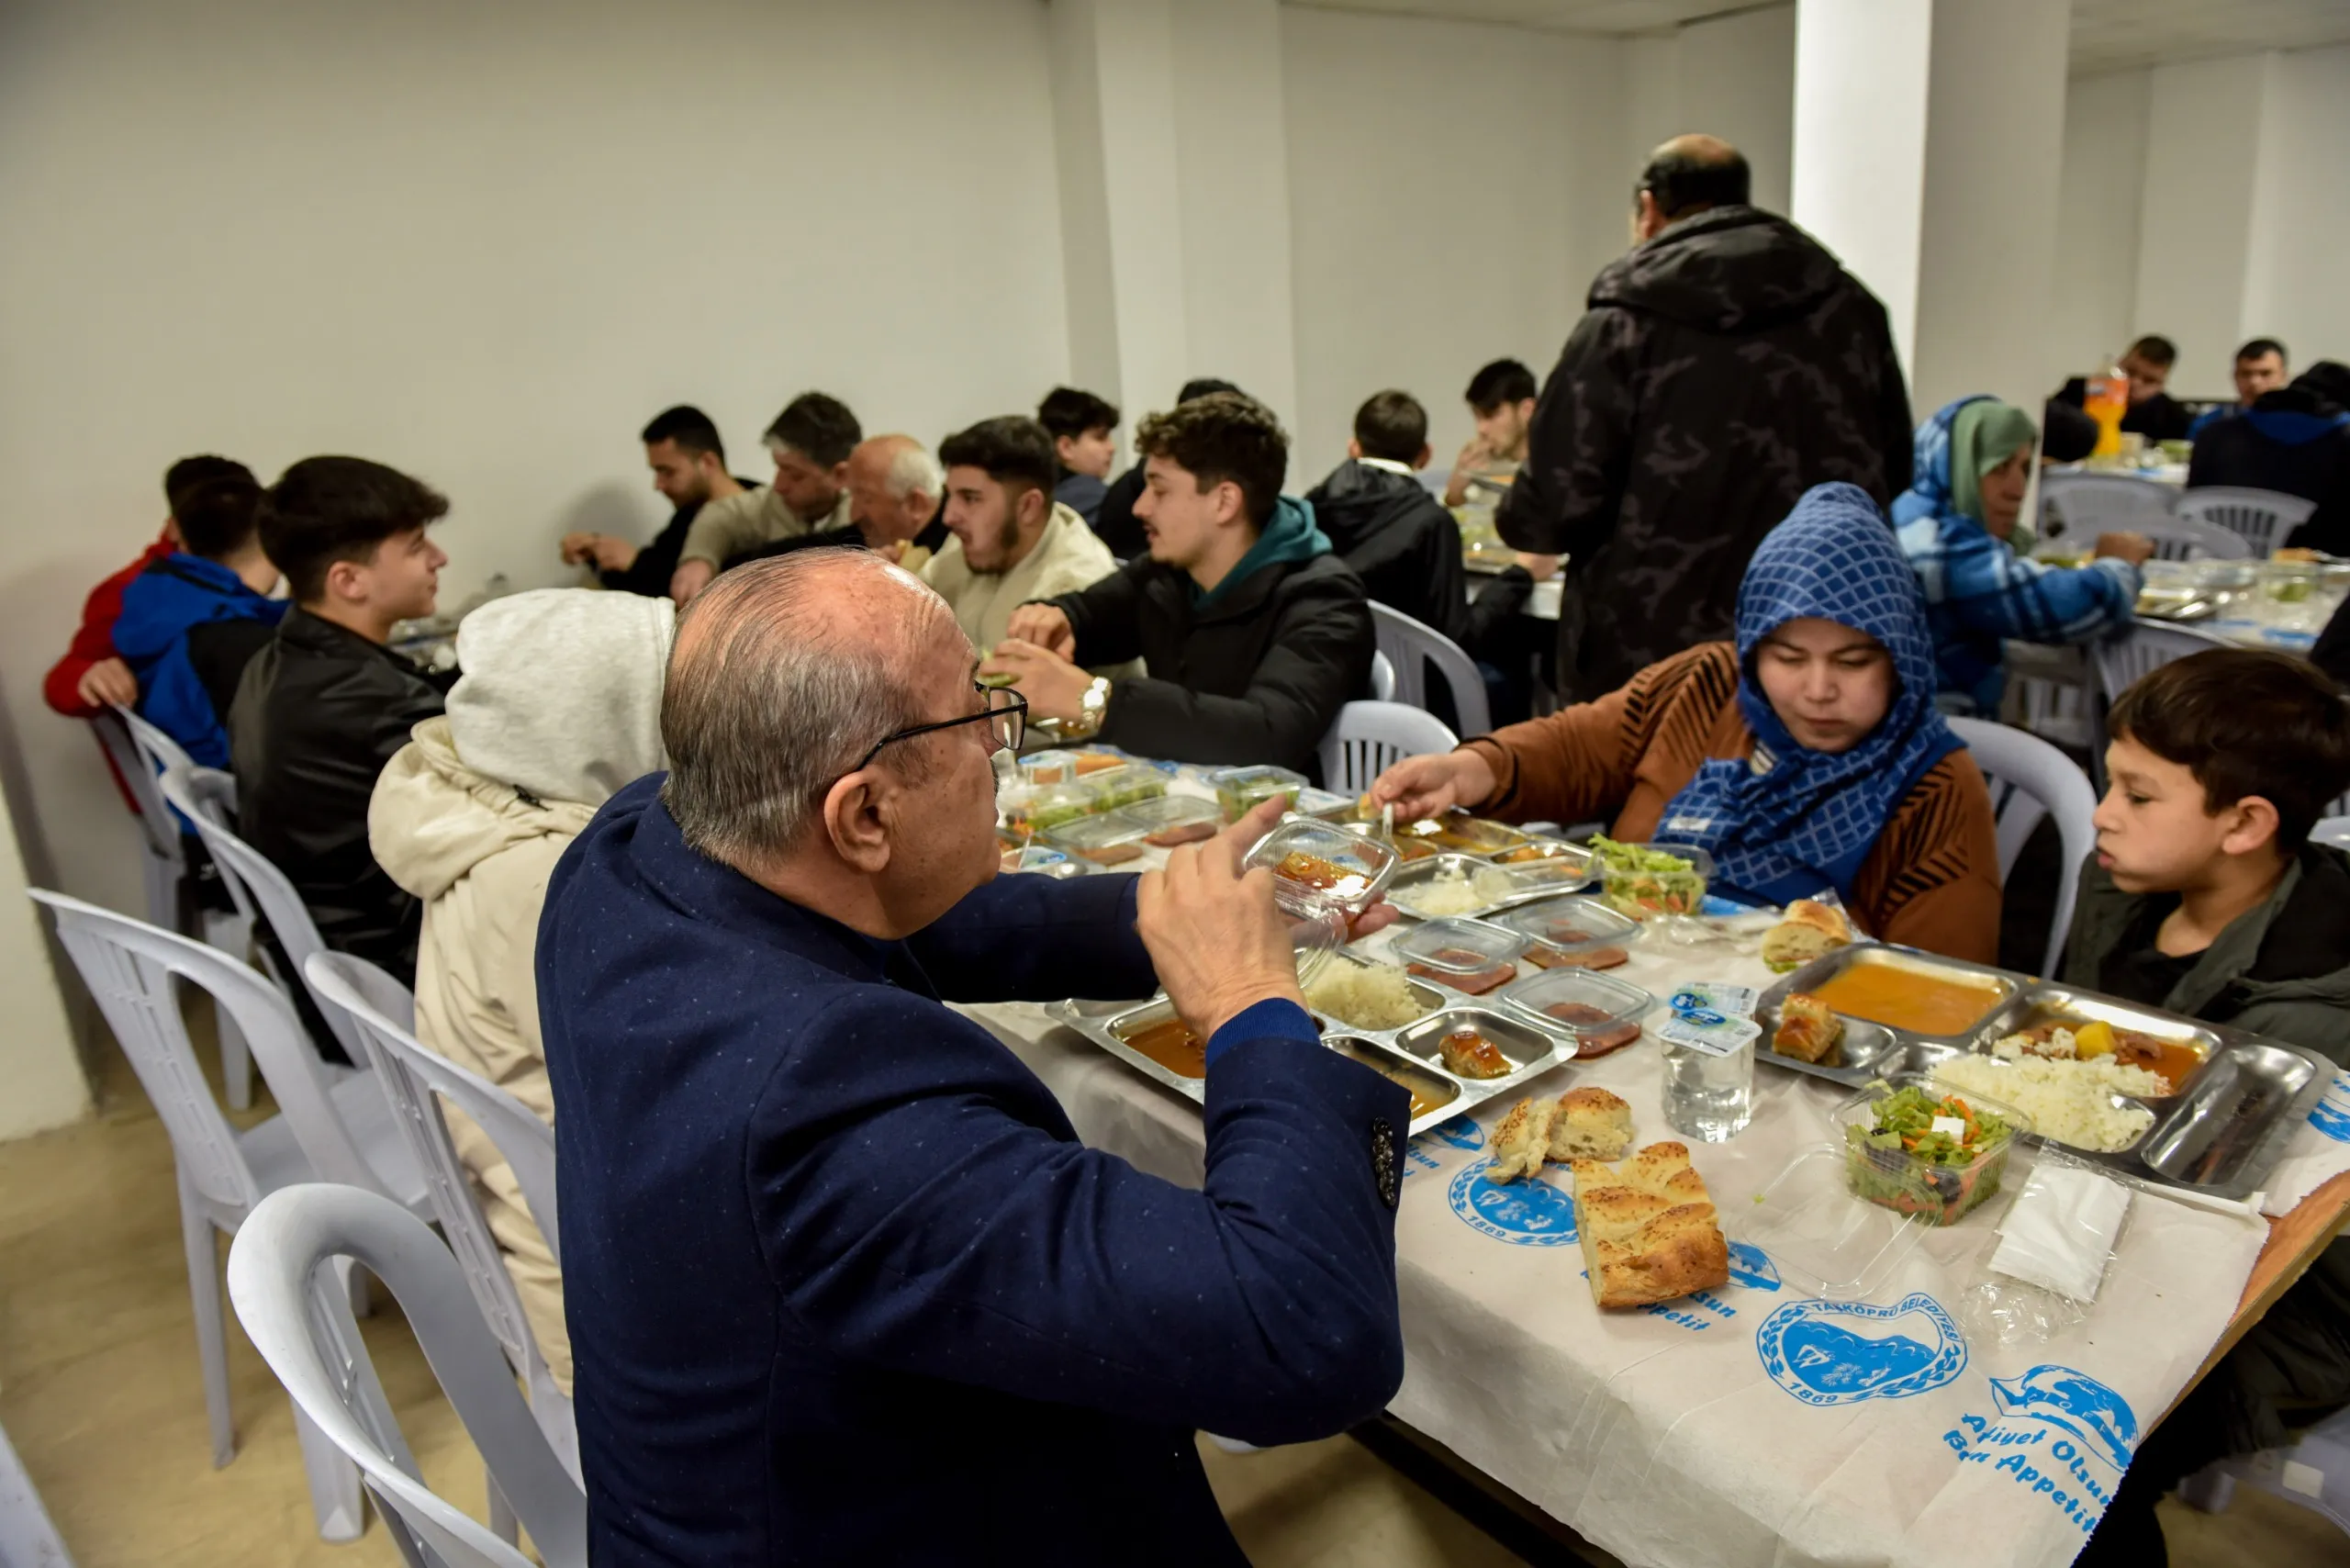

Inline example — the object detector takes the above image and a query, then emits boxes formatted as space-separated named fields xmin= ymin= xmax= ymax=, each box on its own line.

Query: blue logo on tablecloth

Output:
xmin=1402 ymin=1118 xmax=1486 ymax=1182
xmin=1942 ymin=1365 xmax=2137 ymax=1535
xmin=1757 ymin=1294 xmax=1966 ymax=1406
xmin=2311 ymin=1072 xmax=2350 ymax=1143
xmin=1448 ymin=1158 xmax=1578 ymax=1246
xmin=1727 ymin=1242 xmax=1782 ymax=1293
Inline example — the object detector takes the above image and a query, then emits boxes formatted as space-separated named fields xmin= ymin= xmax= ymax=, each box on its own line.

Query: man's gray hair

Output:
xmin=886 ymin=440 xmax=944 ymax=501
xmin=660 ymin=550 xmax=939 ymax=864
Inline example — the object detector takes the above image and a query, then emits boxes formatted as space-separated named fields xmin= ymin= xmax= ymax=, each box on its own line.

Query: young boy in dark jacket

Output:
xmin=2066 ymin=648 xmax=2350 ymax=1565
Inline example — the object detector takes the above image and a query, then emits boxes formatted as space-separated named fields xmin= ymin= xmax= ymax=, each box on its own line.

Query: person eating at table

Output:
xmin=1893 ymin=396 xmax=2152 ymax=715
xmin=537 ymin=547 xmax=1409 ymax=1566
xmin=1370 ymin=481 xmax=2002 ymax=961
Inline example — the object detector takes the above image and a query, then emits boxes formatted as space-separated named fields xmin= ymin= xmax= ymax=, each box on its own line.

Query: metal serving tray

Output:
xmin=1755 ymin=945 xmax=2334 ymax=1204
xmin=1045 ymin=993 xmax=1575 ymax=1138
xmin=1381 ymin=852 xmax=1578 ymax=923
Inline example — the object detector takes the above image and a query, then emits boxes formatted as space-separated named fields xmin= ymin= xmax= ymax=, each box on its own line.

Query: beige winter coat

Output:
xmin=921 ymin=501 xmax=1119 ymax=653
xmin=677 ymin=484 xmax=854 ymax=570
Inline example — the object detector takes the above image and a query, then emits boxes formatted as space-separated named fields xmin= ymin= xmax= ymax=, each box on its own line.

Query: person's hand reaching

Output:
xmin=1514 ymin=553 xmax=1561 ymax=582
xmin=1136 ymin=796 xmax=1305 ymax=1044
xmin=1003 ymin=602 xmax=1077 ymax=660
xmin=1368 ymin=749 xmax=1496 ymax=823
xmin=2093 ymin=532 xmax=2155 ymax=568
xmin=76 ymin=657 xmax=137 ymax=711
xmin=559 ymin=531 xmax=599 ymax=566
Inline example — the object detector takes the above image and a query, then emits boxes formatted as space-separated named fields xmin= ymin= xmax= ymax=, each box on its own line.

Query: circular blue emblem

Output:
xmin=1418 ymin=1119 xmax=1486 ymax=1155
xmin=2311 ymin=1072 xmax=2350 ymax=1144
xmin=1757 ymin=1293 xmax=1967 ymax=1406
xmin=1448 ymin=1157 xmax=1578 ymax=1246
xmin=1726 ymin=1241 xmax=1782 ymax=1293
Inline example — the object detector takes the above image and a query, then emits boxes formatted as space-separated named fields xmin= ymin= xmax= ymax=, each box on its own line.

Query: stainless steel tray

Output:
xmin=1379 ymin=851 xmax=1585 ymax=922
xmin=1756 ymin=945 xmax=2334 ymax=1204
xmin=1045 ymin=991 xmax=1577 ymax=1138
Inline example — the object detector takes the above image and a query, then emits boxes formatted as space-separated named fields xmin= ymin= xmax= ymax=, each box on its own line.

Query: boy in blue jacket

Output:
xmin=113 ymin=473 xmax=284 ymax=767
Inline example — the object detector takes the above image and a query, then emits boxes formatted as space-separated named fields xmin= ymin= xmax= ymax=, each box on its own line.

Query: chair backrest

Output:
xmin=159 ymin=764 xmax=366 ymax=1062
xmin=305 ymin=953 xmax=566 ymax=1361
xmin=1368 ymin=649 xmax=1396 ymax=702
xmin=95 ymin=708 xmax=185 ymax=868
xmin=2313 ymin=818 xmax=2350 ymax=851
xmin=1946 ymin=718 xmax=2099 ymax=976
xmin=29 ymin=890 xmax=400 ymax=1200
xmin=30 ymin=889 xmax=263 ymax=1219
xmin=1318 ymin=700 xmax=1460 ymax=797
xmin=2088 ymin=621 xmax=2236 ymax=708
xmin=1368 ymin=601 xmax=1492 ymax=737
xmin=2124 ymin=513 xmax=2252 ymax=563
xmin=2040 ymin=472 xmax=2177 ymax=534
xmin=226 ymin=1185 xmax=588 ymax=1568
xmin=2174 ymin=487 xmax=2316 ymax=555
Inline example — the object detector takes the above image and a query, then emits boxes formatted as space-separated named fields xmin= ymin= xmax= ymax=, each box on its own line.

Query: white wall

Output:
xmin=1670 ymin=5 xmax=1798 ymax=215
xmin=2244 ymin=44 xmax=2350 ymax=378
xmin=2050 ymin=70 xmax=2150 ymax=385
xmin=0 ymin=0 xmax=1074 ymax=1018
xmin=1279 ymin=6 xmax=1620 ymax=478
xmin=2132 ymin=51 xmax=2276 ymax=398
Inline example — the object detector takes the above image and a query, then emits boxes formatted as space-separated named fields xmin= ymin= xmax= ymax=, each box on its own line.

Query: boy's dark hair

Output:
xmin=2235 ymin=337 xmax=2287 ymax=365
xmin=937 ymin=417 xmax=1058 ymax=498
xmin=174 ymin=476 xmax=264 ymax=561
xmin=163 ymin=454 xmax=255 ymax=516
xmin=641 ymin=404 xmax=726 ymax=463
xmin=1353 ymin=390 xmax=1428 ymax=464
xmin=1035 ymin=386 xmax=1122 ymax=441
xmin=2126 ymin=335 xmax=2178 ymax=369
xmin=1464 ymin=359 xmax=1537 ymax=413
xmin=258 ymin=456 xmax=449 ymax=605
xmin=2108 ymin=649 xmax=2350 ymax=853
xmin=762 ymin=392 xmax=862 ymax=468
xmin=1637 ymin=144 xmax=1751 ymax=218
xmin=1134 ymin=392 xmax=1288 ymax=529
xmin=1177 ymin=377 xmax=1242 ymax=405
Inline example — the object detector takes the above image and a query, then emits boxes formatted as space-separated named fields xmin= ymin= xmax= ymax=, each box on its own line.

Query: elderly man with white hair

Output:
xmin=844 ymin=432 xmax=948 ymax=571
xmin=539 ymin=548 xmax=1409 ymax=1565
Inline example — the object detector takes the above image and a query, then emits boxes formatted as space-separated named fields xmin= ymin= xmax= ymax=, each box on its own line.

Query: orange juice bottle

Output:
xmin=2084 ymin=362 xmax=2128 ymax=458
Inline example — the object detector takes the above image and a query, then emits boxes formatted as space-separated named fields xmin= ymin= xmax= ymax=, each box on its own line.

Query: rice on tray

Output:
xmin=1304 ymin=959 xmax=1427 ymax=1031
xmin=1933 ymin=1053 xmax=2162 ymax=1153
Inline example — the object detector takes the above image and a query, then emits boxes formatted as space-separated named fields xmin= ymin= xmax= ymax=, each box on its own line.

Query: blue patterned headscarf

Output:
xmin=1652 ymin=482 xmax=1963 ymax=908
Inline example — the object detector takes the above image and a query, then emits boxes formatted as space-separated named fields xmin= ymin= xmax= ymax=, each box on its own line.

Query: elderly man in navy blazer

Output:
xmin=538 ymin=547 xmax=1411 ymax=1565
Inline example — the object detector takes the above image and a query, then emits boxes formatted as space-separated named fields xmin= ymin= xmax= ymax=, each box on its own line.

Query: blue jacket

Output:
xmin=538 ymin=778 xmax=1409 ymax=1566
xmin=112 ymin=554 xmax=285 ymax=768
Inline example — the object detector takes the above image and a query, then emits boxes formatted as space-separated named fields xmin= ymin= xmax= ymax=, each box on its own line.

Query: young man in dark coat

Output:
xmin=539 ymin=551 xmax=1407 ymax=1565
xmin=1498 ymin=134 xmax=1913 ymax=700
xmin=560 ymin=406 xmax=749 ymax=598
xmin=990 ymin=392 xmax=1373 ymax=775
xmin=2187 ymin=362 xmax=2350 ymax=554
xmin=1091 ymin=376 xmax=1241 ymax=562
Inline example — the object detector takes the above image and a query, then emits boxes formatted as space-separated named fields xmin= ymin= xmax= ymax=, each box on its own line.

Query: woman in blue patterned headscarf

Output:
xmin=1371 ymin=483 xmax=2001 ymax=958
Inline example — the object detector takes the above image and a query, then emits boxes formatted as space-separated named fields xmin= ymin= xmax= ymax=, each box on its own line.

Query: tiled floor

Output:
xmin=4 ymin=1038 xmax=2343 ymax=1566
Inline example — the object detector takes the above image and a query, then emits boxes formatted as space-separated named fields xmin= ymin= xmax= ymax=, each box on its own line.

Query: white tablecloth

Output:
xmin=965 ymin=921 xmax=2314 ymax=1568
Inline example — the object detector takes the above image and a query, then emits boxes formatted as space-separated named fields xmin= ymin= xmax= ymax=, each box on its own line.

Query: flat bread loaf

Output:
xmin=1489 ymin=1097 xmax=1560 ymax=1182
xmin=1762 ymin=898 xmax=1852 ymax=974
xmin=1568 ymin=1141 xmax=1729 ymax=1308
xmin=1547 ymin=1087 xmax=1633 ymax=1162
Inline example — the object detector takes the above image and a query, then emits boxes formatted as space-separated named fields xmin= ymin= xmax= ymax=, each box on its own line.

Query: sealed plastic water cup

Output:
xmin=1657 ymin=1011 xmax=1759 ymax=1143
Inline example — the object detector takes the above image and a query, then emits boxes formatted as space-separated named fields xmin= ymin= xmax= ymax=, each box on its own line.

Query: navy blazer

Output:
xmin=539 ymin=777 xmax=1410 ymax=1565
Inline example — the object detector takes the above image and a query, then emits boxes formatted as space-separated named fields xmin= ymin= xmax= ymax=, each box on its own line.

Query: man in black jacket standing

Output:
xmin=988 ymin=393 xmax=1371 ymax=775
xmin=231 ymin=457 xmax=457 ymax=986
xmin=1500 ymin=134 xmax=1912 ymax=699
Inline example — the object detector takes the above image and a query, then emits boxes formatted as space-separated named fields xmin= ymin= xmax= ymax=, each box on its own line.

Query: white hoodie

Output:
xmin=369 ymin=588 xmax=673 ymax=1391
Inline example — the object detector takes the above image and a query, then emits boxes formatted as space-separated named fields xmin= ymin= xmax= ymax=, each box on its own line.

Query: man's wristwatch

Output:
xmin=1073 ymin=676 xmax=1111 ymax=739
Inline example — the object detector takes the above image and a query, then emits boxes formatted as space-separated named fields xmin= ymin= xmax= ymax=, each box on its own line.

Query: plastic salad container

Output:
xmin=999 ymin=780 xmax=1103 ymax=841
xmin=1081 ymin=763 xmax=1169 ymax=812
xmin=1591 ymin=837 xmax=1713 ymax=919
xmin=1497 ymin=966 xmax=1651 ymax=1042
xmin=1041 ymin=813 xmax=1151 ymax=866
xmin=1836 ymin=1074 xmax=2031 ymax=1226
xmin=1018 ymin=749 xmax=1084 ymax=787
xmin=1109 ymin=795 xmax=1222 ymax=847
xmin=1213 ymin=765 xmax=1307 ymax=823
xmin=1244 ymin=820 xmax=1399 ymax=918
xmin=1392 ymin=917 xmax=1528 ymax=996
xmin=1494 ymin=896 xmax=1639 ymax=960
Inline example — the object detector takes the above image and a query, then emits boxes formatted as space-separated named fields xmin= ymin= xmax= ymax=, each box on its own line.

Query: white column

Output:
xmin=2134 ymin=52 xmax=2280 ymax=396
xmin=1793 ymin=0 xmax=2073 ymax=418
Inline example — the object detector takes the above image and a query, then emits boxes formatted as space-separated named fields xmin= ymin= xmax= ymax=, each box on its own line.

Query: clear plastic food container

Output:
xmin=1494 ymin=896 xmax=1639 ymax=959
xmin=1292 ymin=787 xmax=1357 ymax=821
xmin=1212 ymin=765 xmax=1308 ymax=823
xmin=1082 ymin=763 xmax=1169 ymax=812
xmin=1040 ymin=813 xmax=1150 ymax=865
xmin=1392 ymin=917 xmax=1528 ymax=995
xmin=1836 ymin=1074 xmax=2031 ymax=1227
xmin=999 ymin=781 xmax=1102 ymax=842
xmin=1497 ymin=966 xmax=1651 ymax=1041
xmin=1018 ymin=749 xmax=1084 ymax=787
xmin=1243 ymin=820 xmax=1399 ymax=918
xmin=1596 ymin=842 xmax=1714 ymax=920
xmin=1002 ymin=846 xmax=1091 ymax=879
xmin=1740 ymin=1144 xmax=1932 ymax=1298
xmin=1108 ymin=795 xmax=1222 ymax=847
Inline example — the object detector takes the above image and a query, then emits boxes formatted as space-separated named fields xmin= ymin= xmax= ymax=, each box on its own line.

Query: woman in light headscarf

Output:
xmin=1892 ymin=395 xmax=2150 ymax=715
xmin=1371 ymin=483 xmax=2002 ymax=960
xmin=369 ymin=588 xmax=676 ymax=1394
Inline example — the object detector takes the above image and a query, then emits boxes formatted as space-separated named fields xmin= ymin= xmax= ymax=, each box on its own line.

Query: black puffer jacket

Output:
xmin=229 ymin=608 xmax=455 ymax=984
xmin=1049 ymin=554 xmax=1373 ymax=775
xmin=1305 ymin=460 xmax=1470 ymax=641
xmin=1499 ymin=205 xmax=1912 ymax=698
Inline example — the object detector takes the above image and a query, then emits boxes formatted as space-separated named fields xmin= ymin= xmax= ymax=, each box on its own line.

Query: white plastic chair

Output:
xmin=305 ymin=951 xmax=576 ymax=1500
xmin=0 ymin=1414 xmax=73 ymax=1567
xmin=112 ymin=712 xmax=257 ymax=1110
xmin=2088 ymin=622 xmax=2237 ymax=711
xmin=25 ymin=890 xmax=437 ymax=1541
xmin=2126 ymin=514 xmax=2252 ymax=563
xmin=91 ymin=709 xmax=185 ymax=935
xmin=2312 ymin=818 xmax=2350 ymax=851
xmin=2175 ymin=487 xmax=2316 ymax=556
xmin=1318 ymin=700 xmax=1460 ymax=797
xmin=227 ymin=1184 xmax=588 ymax=1568
xmin=2040 ymin=471 xmax=2177 ymax=536
xmin=1369 ymin=601 xmax=1492 ymax=737
xmin=159 ymin=765 xmax=368 ymax=1065
xmin=1368 ymin=649 xmax=1395 ymax=702
xmin=1946 ymin=718 xmax=2099 ymax=976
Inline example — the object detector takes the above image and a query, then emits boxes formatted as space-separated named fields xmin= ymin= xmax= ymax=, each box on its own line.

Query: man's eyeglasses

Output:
xmin=846 ymin=682 xmax=1026 ymax=775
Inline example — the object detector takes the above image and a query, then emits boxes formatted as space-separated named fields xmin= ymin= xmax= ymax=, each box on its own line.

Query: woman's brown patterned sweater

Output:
xmin=1462 ymin=643 xmax=2002 ymax=963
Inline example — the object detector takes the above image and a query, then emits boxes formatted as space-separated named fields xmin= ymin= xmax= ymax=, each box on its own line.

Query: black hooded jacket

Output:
xmin=1497 ymin=205 xmax=1912 ymax=698
xmin=1304 ymin=458 xmax=1532 ymax=660
xmin=2187 ymin=375 xmax=2350 ymax=554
